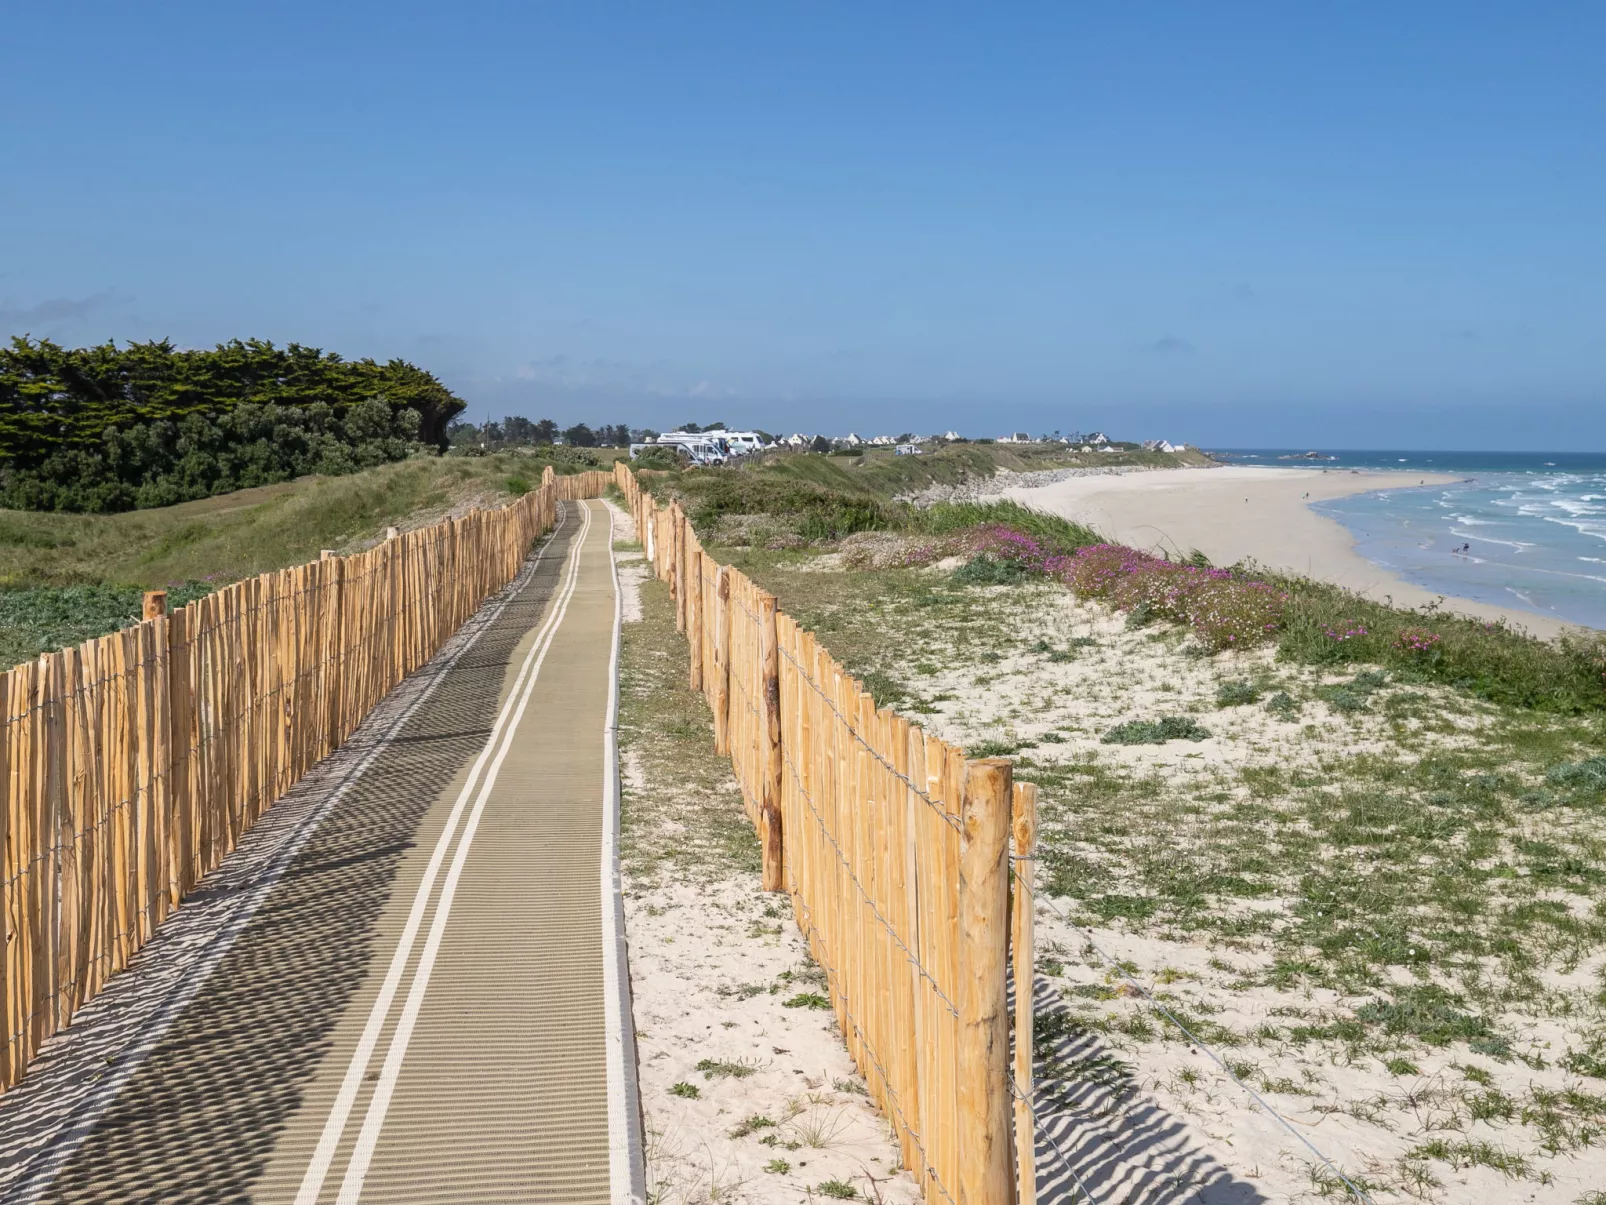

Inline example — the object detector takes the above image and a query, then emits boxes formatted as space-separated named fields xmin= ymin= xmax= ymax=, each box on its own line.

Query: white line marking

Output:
xmin=6 ymin=509 xmax=570 ymax=1205
xmin=600 ymin=500 xmax=647 ymax=1203
xmin=332 ymin=502 xmax=593 ymax=1204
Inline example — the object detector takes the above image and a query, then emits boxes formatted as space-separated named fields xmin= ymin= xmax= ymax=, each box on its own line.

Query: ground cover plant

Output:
xmin=719 ymin=539 xmax=1606 ymax=1203
xmin=0 ymin=581 xmax=217 ymax=670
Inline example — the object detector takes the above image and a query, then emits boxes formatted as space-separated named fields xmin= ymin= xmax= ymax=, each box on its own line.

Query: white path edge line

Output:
xmin=6 ymin=507 xmax=570 ymax=1205
xmin=293 ymin=503 xmax=580 ymax=1205
xmin=333 ymin=501 xmax=593 ymax=1204
xmin=601 ymin=500 xmax=647 ymax=1204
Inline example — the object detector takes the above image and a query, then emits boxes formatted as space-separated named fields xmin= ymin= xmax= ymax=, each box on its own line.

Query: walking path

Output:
xmin=0 ymin=499 xmax=643 ymax=1205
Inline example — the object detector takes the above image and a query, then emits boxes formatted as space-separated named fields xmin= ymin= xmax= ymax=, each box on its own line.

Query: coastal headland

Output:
xmin=1002 ymin=464 xmax=1584 ymax=639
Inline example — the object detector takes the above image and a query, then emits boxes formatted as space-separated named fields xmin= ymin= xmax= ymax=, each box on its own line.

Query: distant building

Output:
xmin=942 ymin=430 xmax=962 ymax=441
xmin=998 ymin=432 xmax=1032 ymax=443
xmin=1086 ymin=431 xmax=1109 ymax=445
xmin=894 ymin=443 xmax=923 ymax=456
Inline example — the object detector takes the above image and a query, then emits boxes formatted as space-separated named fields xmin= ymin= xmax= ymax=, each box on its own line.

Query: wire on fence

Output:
xmin=780 ymin=742 xmax=960 ymax=1019
xmin=786 ymin=875 xmax=958 ymax=1205
xmin=777 ymin=644 xmax=961 ymax=830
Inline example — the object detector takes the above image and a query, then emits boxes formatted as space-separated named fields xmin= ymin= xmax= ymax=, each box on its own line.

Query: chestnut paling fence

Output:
xmin=0 ymin=464 xmax=614 ymax=1093
xmin=615 ymin=461 xmax=1036 ymax=1205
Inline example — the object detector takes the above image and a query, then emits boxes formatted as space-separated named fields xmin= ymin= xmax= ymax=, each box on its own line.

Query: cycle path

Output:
xmin=0 ymin=499 xmax=641 ymax=1205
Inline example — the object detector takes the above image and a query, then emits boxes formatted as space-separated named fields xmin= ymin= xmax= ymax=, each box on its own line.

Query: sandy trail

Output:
xmin=1002 ymin=465 xmax=1579 ymax=638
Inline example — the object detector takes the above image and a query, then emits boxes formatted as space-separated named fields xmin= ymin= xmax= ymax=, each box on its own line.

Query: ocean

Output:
xmin=1209 ymin=450 xmax=1606 ymax=631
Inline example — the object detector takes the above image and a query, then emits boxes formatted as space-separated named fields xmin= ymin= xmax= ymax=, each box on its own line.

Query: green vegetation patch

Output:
xmin=0 ymin=581 xmax=215 ymax=668
xmin=1102 ymin=716 xmax=1213 ymax=745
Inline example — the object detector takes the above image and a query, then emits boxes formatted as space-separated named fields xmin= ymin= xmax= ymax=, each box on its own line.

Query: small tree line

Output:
xmin=0 ymin=337 xmax=465 ymax=513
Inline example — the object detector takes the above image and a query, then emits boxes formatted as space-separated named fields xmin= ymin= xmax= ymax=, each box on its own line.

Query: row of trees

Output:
xmin=0 ymin=337 xmax=464 ymax=512
xmin=446 ymin=417 xmax=638 ymax=450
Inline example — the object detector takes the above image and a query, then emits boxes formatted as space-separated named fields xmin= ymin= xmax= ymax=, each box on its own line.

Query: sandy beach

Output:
xmin=1002 ymin=465 xmax=1581 ymax=639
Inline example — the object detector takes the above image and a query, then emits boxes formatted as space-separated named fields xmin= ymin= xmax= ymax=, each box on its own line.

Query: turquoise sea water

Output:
xmin=1210 ymin=450 xmax=1606 ymax=630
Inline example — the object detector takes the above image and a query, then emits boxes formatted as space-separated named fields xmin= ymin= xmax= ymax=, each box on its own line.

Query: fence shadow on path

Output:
xmin=1026 ymin=976 xmax=1269 ymax=1205
xmin=1 ymin=523 xmax=576 ymax=1205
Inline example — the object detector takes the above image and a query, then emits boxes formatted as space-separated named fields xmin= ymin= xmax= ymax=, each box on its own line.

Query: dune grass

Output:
xmin=0 ymin=453 xmax=555 ymax=668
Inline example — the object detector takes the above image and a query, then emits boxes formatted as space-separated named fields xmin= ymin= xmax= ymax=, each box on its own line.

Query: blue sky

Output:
xmin=3 ymin=2 xmax=1603 ymax=447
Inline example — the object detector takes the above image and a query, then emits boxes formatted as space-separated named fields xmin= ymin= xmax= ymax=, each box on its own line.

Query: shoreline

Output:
xmin=999 ymin=464 xmax=1589 ymax=639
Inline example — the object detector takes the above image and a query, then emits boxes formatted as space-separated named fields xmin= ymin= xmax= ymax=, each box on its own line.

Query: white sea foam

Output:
xmin=1450 ymin=528 xmax=1533 ymax=551
xmin=1543 ymin=516 xmax=1606 ymax=543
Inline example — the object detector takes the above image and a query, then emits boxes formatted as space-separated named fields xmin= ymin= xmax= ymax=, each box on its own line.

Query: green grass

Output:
xmin=1275 ymin=574 xmax=1606 ymax=713
xmin=0 ymin=453 xmax=569 ymax=669
xmin=617 ymin=574 xmax=762 ymax=883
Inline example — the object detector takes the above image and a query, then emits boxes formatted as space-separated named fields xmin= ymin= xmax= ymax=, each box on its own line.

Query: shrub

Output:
xmin=1059 ymin=544 xmax=1289 ymax=651
xmin=1265 ymin=691 xmax=1300 ymax=719
xmin=672 ymin=473 xmax=892 ymax=542
xmin=1216 ymin=680 xmax=1261 ymax=707
xmin=1395 ymin=626 xmax=1442 ymax=655
xmin=1547 ymin=757 xmax=1606 ymax=792
xmin=1102 ymin=716 xmax=1212 ymax=745
xmin=952 ymin=554 xmax=1029 ymax=586
xmin=504 ymin=475 xmax=531 ymax=496
xmin=969 ymin=738 xmax=1020 ymax=757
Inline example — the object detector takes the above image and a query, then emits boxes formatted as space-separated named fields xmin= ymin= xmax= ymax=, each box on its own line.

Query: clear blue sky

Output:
xmin=3 ymin=2 xmax=1602 ymax=447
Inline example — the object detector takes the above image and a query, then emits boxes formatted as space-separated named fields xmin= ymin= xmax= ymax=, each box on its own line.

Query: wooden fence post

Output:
xmin=687 ymin=548 xmax=704 ymax=691
xmin=671 ymin=505 xmax=685 ymax=632
xmin=142 ymin=591 xmax=167 ymax=619
xmin=757 ymin=590 xmax=784 ymax=893
xmin=712 ymin=566 xmax=731 ymax=755
xmin=959 ymin=758 xmax=1014 ymax=1205
xmin=1012 ymin=781 xmax=1038 ymax=1205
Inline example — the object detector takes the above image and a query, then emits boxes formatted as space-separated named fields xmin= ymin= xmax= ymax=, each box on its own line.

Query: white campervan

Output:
xmin=653 ymin=432 xmax=728 ymax=465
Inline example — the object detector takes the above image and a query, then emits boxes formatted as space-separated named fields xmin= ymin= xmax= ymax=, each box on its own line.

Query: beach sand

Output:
xmin=1002 ymin=464 xmax=1581 ymax=639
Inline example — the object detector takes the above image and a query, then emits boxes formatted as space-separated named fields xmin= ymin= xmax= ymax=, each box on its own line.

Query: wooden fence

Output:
xmin=614 ymin=462 xmax=1037 ymax=1205
xmin=0 ymin=464 xmax=609 ymax=1092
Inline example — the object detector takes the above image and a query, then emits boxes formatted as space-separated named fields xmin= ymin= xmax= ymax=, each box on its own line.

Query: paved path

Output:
xmin=0 ymin=500 xmax=642 ymax=1205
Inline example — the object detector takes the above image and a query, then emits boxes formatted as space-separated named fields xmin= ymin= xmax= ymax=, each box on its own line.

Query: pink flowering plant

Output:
xmin=1394 ymin=626 xmax=1442 ymax=656
xmin=1051 ymin=542 xmax=1289 ymax=651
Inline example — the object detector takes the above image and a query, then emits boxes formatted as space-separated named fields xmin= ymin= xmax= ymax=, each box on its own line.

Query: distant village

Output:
xmin=602 ymin=426 xmax=1201 ymax=467
xmin=446 ymin=415 xmax=1195 ymax=465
